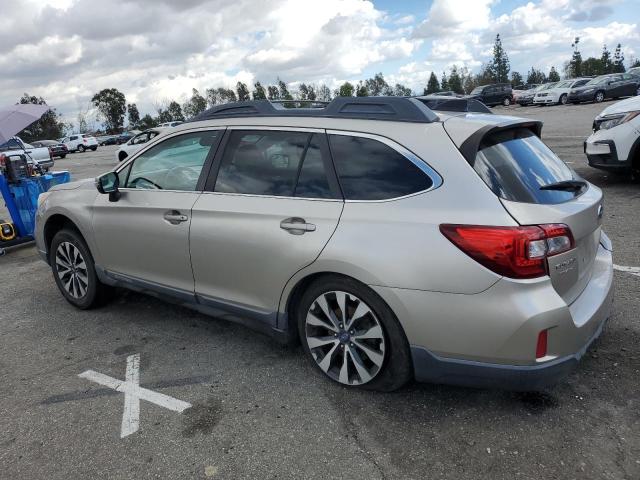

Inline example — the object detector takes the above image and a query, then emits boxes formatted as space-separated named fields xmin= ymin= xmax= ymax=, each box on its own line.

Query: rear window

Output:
xmin=473 ymin=128 xmax=579 ymax=204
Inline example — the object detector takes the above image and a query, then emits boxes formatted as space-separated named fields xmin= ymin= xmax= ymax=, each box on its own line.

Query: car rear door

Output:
xmin=469 ymin=127 xmax=603 ymax=305
xmin=92 ymin=129 xmax=222 ymax=296
xmin=189 ymin=127 xmax=343 ymax=326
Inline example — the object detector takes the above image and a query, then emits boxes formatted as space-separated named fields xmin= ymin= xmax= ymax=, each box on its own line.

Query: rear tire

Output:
xmin=77 ymin=145 xmax=85 ymax=152
xmin=91 ymin=146 xmax=97 ymax=151
xmin=297 ymin=275 xmax=413 ymax=392
xmin=60 ymin=154 xmax=66 ymax=159
xmin=50 ymin=229 xmax=112 ymax=309
xmin=502 ymin=97 xmax=511 ymax=106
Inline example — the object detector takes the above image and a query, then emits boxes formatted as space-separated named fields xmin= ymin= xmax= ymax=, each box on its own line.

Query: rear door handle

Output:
xmin=164 ymin=210 xmax=189 ymax=224
xmin=280 ymin=217 xmax=316 ymax=235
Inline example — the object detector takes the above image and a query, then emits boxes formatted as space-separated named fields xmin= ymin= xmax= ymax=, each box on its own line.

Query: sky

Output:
xmin=1 ymin=0 xmax=638 ymax=126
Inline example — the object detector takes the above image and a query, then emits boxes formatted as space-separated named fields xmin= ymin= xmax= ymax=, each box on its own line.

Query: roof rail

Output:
xmin=189 ymin=97 xmax=440 ymax=124
xmin=414 ymin=96 xmax=493 ymax=114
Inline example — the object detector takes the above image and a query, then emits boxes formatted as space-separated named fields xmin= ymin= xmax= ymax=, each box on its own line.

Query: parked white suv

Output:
xmin=61 ymin=134 xmax=98 ymax=153
xmin=585 ymin=95 xmax=640 ymax=178
xmin=534 ymin=78 xmax=590 ymax=106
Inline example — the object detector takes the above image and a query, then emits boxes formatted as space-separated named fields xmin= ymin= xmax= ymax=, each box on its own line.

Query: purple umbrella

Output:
xmin=0 ymin=104 xmax=51 ymax=144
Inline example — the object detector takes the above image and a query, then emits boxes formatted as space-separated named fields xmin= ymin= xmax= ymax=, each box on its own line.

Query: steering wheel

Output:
xmin=129 ymin=176 xmax=163 ymax=189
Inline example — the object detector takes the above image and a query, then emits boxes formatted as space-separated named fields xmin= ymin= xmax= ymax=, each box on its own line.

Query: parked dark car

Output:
xmin=30 ymin=140 xmax=68 ymax=159
xmin=466 ymin=83 xmax=513 ymax=107
xmin=97 ymin=135 xmax=118 ymax=146
xmin=117 ymin=131 xmax=140 ymax=144
xmin=568 ymin=73 xmax=640 ymax=104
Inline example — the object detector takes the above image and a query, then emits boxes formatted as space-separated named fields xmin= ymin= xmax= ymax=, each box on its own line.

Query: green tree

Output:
xmin=205 ymin=87 xmax=235 ymax=105
xmin=298 ymin=84 xmax=317 ymax=101
xmin=487 ymin=34 xmax=510 ymax=82
xmin=236 ymin=82 xmax=250 ymax=101
xmin=91 ymin=88 xmax=126 ymax=133
xmin=526 ymin=67 xmax=546 ymax=84
xmin=581 ymin=57 xmax=603 ymax=76
xmin=16 ymin=93 xmax=67 ymax=141
xmin=127 ymin=103 xmax=140 ymax=128
xmin=338 ymin=82 xmax=355 ymax=97
xmin=355 ymin=81 xmax=368 ymax=96
xmin=448 ymin=65 xmax=464 ymax=94
xmin=613 ymin=44 xmax=626 ymax=73
xmin=631 ymin=57 xmax=640 ymax=68
xmin=183 ymin=89 xmax=207 ymax=119
xmin=548 ymin=67 xmax=560 ymax=82
xmin=424 ymin=72 xmax=440 ymax=94
xmin=393 ymin=84 xmax=412 ymax=96
xmin=600 ymin=45 xmax=613 ymax=74
xmin=252 ymin=82 xmax=267 ymax=100
xmin=441 ymin=72 xmax=449 ymax=91
xmin=463 ymin=74 xmax=477 ymax=94
xmin=567 ymin=37 xmax=583 ymax=78
xmin=277 ymin=79 xmax=293 ymax=101
xmin=510 ymin=71 xmax=523 ymax=87
xmin=138 ymin=114 xmax=157 ymax=130
xmin=365 ymin=73 xmax=392 ymax=96
xmin=267 ymin=85 xmax=280 ymax=100
xmin=167 ymin=101 xmax=185 ymax=121
xmin=316 ymin=84 xmax=332 ymax=101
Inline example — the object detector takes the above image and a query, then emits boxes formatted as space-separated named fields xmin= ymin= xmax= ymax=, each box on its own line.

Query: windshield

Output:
xmin=470 ymin=87 xmax=483 ymax=94
xmin=586 ymin=77 xmax=609 ymax=86
xmin=473 ymin=128 xmax=580 ymax=204
xmin=556 ymin=80 xmax=572 ymax=88
xmin=0 ymin=138 xmax=22 ymax=151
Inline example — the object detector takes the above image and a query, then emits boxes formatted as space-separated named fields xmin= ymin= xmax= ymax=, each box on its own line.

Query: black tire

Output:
xmin=118 ymin=151 xmax=128 ymax=162
xmin=91 ymin=146 xmax=97 ymax=151
xmin=502 ymin=97 xmax=511 ymax=106
xmin=60 ymin=154 xmax=66 ymax=159
xmin=559 ymin=94 xmax=568 ymax=105
xmin=296 ymin=275 xmax=413 ymax=392
xmin=595 ymin=91 xmax=605 ymax=103
xmin=50 ymin=229 xmax=112 ymax=309
xmin=77 ymin=145 xmax=85 ymax=152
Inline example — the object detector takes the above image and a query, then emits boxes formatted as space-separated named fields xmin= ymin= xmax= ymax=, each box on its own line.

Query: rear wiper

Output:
xmin=539 ymin=179 xmax=587 ymax=192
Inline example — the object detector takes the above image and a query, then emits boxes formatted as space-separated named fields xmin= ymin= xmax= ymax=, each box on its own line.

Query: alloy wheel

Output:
xmin=595 ymin=92 xmax=604 ymax=102
xmin=304 ymin=291 xmax=386 ymax=386
xmin=55 ymin=242 xmax=89 ymax=299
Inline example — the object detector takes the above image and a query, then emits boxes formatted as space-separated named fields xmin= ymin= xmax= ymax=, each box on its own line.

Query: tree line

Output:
xmin=15 ymin=33 xmax=640 ymax=137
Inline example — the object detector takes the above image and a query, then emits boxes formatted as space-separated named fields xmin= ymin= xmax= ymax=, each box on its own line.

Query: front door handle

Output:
xmin=280 ymin=217 xmax=316 ymax=235
xmin=164 ymin=210 xmax=188 ymax=225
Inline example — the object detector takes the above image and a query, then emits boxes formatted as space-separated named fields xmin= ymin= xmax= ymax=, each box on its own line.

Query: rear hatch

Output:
xmin=458 ymin=125 xmax=603 ymax=305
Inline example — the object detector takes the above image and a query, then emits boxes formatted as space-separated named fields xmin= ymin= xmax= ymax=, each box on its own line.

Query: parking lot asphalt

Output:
xmin=1 ymin=102 xmax=639 ymax=480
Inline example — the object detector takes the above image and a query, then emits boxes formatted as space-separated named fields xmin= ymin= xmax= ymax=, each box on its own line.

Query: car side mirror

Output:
xmin=96 ymin=171 xmax=121 ymax=202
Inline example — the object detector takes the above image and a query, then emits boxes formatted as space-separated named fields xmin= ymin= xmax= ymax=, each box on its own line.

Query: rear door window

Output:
xmin=473 ymin=128 xmax=579 ymax=204
xmin=328 ymin=134 xmax=433 ymax=200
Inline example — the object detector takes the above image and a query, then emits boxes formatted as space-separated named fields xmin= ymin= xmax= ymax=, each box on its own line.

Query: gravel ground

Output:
xmin=0 ymin=101 xmax=639 ymax=479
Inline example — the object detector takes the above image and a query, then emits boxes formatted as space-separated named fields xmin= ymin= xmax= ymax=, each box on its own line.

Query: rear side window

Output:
xmin=329 ymin=134 xmax=433 ymax=200
xmin=473 ymin=128 xmax=578 ymax=204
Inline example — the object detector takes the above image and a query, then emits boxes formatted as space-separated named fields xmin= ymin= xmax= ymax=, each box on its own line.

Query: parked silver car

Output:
xmin=35 ymin=97 xmax=613 ymax=391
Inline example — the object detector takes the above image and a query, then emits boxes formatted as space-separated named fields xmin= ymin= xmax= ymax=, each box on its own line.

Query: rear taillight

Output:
xmin=536 ymin=330 xmax=548 ymax=359
xmin=439 ymin=223 xmax=575 ymax=279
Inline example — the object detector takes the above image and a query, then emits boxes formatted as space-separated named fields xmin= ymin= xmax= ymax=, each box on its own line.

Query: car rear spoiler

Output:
xmin=452 ymin=120 xmax=543 ymax=166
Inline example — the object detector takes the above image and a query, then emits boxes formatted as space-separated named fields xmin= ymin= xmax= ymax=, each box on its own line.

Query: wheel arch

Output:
xmin=43 ymin=214 xmax=86 ymax=262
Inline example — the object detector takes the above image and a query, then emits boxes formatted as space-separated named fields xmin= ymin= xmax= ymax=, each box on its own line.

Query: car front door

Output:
xmin=189 ymin=127 xmax=344 ymax=326
xmin=92 ymin=129 xmax=222 ymax=297
xmin=607 ymin=75 xmax=624 ymax=97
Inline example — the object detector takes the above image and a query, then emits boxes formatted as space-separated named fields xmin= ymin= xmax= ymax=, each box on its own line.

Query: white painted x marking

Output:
xmin=614 ymin=264 xmax=640 ymax=278
xmin=78 ymin=354 xmax=191 ymax=438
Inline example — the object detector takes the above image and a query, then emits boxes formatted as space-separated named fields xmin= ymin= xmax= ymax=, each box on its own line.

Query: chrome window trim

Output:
xmin=197 ymin=190 xmax=343 ymax=203
xmin=226 ymin=125 xmax=325 ymax=134
xmin=325 ymin=129 xmax=444 ymax=203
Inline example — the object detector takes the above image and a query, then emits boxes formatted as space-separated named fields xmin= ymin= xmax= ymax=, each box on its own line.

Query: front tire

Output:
xmin=91 ymin=146 xmax=97 ymax=151
xmin=559 ymin=94 xmax=568 ymax=105
xmin=60 ymin=154 xmax=66 ymax=159
xmin=595 ymin=91 xmax=605 ymax=103
xmin=77 ymin=145 xmax=85 ymax=152
xmin=50 ymin=229 xmax=111 ymax=309
xmin=502 ymin=97 xmax=511 ymax=106
xmin=297 ymin=276 xmax=412 ymax=391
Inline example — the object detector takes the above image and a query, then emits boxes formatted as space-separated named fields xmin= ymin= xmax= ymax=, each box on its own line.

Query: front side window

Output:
xmin=215 ymin=130 xmax=331 ymax=198
xmin=131 ymin=133 xmax=149 ymax=145
xmin=328 ymin=134 xmax=433 ymax=200
xmin=124 ymin=131 xmax=218 ymax=191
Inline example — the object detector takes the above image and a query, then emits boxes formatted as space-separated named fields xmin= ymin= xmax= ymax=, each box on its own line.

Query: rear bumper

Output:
xmin=373 ymin=241 xmax=614 ymax=390
xmin=411 ymin=317 xmax=606 ymax=391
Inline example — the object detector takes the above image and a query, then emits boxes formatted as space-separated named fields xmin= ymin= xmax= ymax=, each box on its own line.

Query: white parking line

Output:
xmin=78 ymin=354 xmax=191 ymax=438
xmin=613 ymin=264 xmax=640 ymax=277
